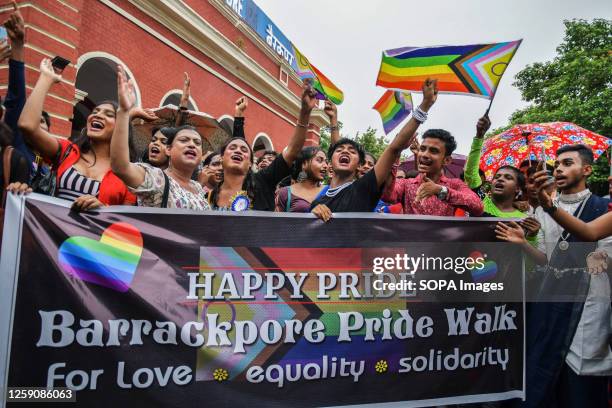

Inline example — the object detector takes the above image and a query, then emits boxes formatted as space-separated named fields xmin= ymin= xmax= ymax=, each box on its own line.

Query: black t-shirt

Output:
xmin=251 ymin=154 xmax=290 ymax=211
xmin=310 ymin=169 xmax=382 ymax=212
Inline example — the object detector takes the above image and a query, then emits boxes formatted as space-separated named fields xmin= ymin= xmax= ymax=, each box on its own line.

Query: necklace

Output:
xmin=325 ymin=181 xmax=353 ymax=198
xmin=557 ymin=192 xmax=591 ymax=251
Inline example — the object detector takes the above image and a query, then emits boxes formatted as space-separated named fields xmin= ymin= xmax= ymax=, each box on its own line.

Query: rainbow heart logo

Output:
xmin=468 ymin=251 xmax=498 ymax=282
xmin=58 ymin=223 xmax=143 ymax=292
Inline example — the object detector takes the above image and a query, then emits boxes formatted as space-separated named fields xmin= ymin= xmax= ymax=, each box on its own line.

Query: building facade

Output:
xmin=0 ymin=0 xmax=331 ymax=153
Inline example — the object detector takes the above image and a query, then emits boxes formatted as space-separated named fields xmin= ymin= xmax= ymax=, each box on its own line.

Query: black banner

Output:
xmin=0 ymin=195 xmax=524 ymax=407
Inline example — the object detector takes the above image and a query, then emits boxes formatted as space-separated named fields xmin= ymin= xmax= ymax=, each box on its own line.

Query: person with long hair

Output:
xmin=275 ymin=146 xmax=328 ymax=212
xmin=110 ymin=66 xmax=209 ymax=210
xmin=142 ymin=126 xmax=173 ymax=169
xmin=18 ymin=59 xmax=137 ymax=210
xmin=208 ymin=81 xmax=317 ymax=211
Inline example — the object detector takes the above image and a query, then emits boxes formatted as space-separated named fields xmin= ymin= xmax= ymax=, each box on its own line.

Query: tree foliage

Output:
xmin=319 ymin=123 xmax=390 ymax=160
xmin=493 ymin=19 xmax=611 ymax=194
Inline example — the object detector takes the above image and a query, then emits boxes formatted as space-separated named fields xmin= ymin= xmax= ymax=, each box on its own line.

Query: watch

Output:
xmin=437 ymin=186 xmax=448 ymax=201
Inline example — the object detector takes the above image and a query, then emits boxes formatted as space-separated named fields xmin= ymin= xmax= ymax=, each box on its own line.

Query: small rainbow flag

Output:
xmin=293 ymin=46 xmax=344 ymax=105
xmin=373 ymin=90 xmax=413 ymax=134
xmin=376 ymin=40 xmax=522 ymax=99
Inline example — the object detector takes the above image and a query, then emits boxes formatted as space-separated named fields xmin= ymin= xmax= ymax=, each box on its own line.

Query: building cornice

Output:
xmin=127 ymin=0 xmax=329 ymax=129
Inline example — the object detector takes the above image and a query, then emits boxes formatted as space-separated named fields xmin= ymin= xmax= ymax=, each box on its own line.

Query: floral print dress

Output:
xmin=129 ymin=163 xmax=210 ymax=210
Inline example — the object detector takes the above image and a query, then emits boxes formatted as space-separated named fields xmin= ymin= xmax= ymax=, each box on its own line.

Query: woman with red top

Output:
xmin=18 ymin=58 xmax=137 ymax=210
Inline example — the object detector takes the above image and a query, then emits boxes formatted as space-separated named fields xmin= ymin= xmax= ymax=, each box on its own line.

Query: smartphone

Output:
xmin=0 ymin=27 xmax=8 ymax=43
xmin=51 ymin=56 xmax=70 ymax=71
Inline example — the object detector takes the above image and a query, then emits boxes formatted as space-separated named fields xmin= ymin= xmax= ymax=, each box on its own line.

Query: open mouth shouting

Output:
xmin=418 ymin=157 xmax=432 ymax=171
xmin=492 ymin=181 xmax=505 ymax=193
xmin=184 ymin=149 xmax=198 ymax=160
xmin=231 ymin=152 xmax=245 ymax=164
xmin=88 ymin=118 xmax=106 ymax=133
xmin=149 ymin=145 xmax=161 ymax=157
xmin=338 ymin=153 xmax=351 ymax=166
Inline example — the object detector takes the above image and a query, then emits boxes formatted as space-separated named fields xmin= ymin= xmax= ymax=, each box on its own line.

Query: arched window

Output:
xmin=159 ymin=89 xmax=198 ymax=111
xmin=72 ymin=52 xmax=141 ymax=138
xmin=253 ymin=133 xmax=274 ymax=153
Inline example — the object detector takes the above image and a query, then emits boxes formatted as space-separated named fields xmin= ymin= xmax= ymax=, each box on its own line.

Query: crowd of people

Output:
xmin=1 ymin=3 xmax=611 ymax=408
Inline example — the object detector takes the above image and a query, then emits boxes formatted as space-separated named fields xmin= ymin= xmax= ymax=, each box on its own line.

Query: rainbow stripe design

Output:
xmin=373 ymin=90 xmax=413 ymax=134
xmin=293 ymin=46 xmax=344 ymax=105
xmin=376 ymin=40 xmax=522 ymax=99
xmin=58 ymin=223 xmax=143 ymax=292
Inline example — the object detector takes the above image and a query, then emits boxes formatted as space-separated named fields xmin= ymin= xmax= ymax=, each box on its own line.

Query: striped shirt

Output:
xmin=57 ymin=166 xmax=100 ymax=201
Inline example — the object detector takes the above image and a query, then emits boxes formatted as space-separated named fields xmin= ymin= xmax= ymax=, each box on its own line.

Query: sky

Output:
xmin=256 ymin=0 xmax=611 ymax=155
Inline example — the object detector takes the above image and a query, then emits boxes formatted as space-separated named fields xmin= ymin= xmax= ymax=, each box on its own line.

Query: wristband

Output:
xmin=297 ymin=122 xmax=309 ymax=129
xmin=412 ymin=106 xmax=428 ymax=124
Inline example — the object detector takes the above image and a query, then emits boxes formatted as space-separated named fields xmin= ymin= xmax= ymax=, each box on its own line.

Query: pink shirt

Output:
xmin=382 ymin=173 xmax=484 ymax=216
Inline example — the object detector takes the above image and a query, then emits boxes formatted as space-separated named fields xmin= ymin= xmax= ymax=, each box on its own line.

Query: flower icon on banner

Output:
xmin=213 ymin=368 xmax=229 ymax=382
xmin=375 ymin=360 xmax=388 ymax=373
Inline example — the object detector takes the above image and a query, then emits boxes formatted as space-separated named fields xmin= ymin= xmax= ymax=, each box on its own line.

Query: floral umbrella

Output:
xmin=480 ymin=122 xmax=611 ymax=180
xmin=131 ymin=104 xmax=232 ymax=158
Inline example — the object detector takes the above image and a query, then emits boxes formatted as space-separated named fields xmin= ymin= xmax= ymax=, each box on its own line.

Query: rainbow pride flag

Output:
xmin=373 ymin=90 xmax=413 ymax=134
xmin=293 ymin=46 xmax=344 ymax=105
xmin=376 ymin=40 xmax=522 ymax=99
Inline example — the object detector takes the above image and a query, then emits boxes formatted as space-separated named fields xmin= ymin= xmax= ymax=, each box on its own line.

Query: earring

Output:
xmin=297 ymin=170 xmax=308 ymax=182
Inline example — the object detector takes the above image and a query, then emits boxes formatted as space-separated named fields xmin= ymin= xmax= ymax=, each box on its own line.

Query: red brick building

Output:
xmin=0 ymin=0 xmax=331 ymax=153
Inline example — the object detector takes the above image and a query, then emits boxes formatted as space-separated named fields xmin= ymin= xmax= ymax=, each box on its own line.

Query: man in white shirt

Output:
xmin=528 ymin=144 xmax=611 ymax=407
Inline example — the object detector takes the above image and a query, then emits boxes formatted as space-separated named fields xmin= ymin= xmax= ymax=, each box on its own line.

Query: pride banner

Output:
xmin=0 ymin=195 xmax=524 ymax=407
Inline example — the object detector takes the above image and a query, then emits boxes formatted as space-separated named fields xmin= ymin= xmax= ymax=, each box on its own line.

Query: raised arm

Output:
xmin=323 ymin=100 xmax=340 ymax=146
xmin=17 ymin=58 xmax=62 ymax=158
xmin=282 ymin=80 xmax=317 ymax=166
xmin=464 ymin=115 xmax=490 ymax=189
xmin=373 ymin=79 xmax=438 ymax=187
xmin=175 ymin=72 xmax=191 ymax=126
xmin=110 ymin=66 xmax=146 ymax=188
xmin=233 ymin=96 xmax=247 ymax=139
xmin=534 ymin=169 xmax=612 ymax=241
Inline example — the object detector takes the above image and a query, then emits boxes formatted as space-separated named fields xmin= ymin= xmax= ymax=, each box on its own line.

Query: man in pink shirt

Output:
xmin=383 ymin=129 xmax=484 ymax=216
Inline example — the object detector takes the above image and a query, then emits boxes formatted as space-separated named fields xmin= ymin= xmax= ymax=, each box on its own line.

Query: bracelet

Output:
xmin=412 ymin=106 xmax=428 ymax=124
xmin=297 ymin=122 xmax=309 ymax=129
xmin=179 ymin=106 xmax=188 ymax=111
xmin=329 ymin=125 xmax=339 ymax=131
xmin=542 ymin=205 xmax=557 ymax=214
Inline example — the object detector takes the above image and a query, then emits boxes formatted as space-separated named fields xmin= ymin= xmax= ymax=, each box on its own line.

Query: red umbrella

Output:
xmin=480 ymin=122 xmax=611 ymax=180
xmin=400 ymin=153 xmax=467 ymax=178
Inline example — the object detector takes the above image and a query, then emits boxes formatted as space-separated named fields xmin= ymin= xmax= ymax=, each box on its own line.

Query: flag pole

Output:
xmin=484 ymin=91 xmax=495 ymax=117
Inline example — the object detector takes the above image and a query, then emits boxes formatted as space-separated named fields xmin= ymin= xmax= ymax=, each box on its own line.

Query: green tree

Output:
xmin=494 ymin=19 xmax=611 ymax=194
xmin=354 ymin=127 xmax=388 ymax=159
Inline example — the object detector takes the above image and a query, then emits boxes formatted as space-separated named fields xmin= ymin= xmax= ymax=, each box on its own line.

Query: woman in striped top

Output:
xmin=19 ymin=58 xmax=142 ymax=210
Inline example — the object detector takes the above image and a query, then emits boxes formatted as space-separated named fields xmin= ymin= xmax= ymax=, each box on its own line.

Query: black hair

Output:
xmin=556 ymin=144 xmax=594 ymax=165
xmin=405 ymin=170 xmax=419 ymax=179
xmin=0 ymin=121 xmax=13 ymax=147
xmin=72 ymin=100 xmax=138 ymax=164
xmin=202 ymin=151 xmax=221 ymax=167
xmin=291 ymin=146 xmax=324 ymax=180
xmin=421 ymin=129 xmax=457 ymax=157
xmin=496 ymin=165 xmax=525 ymax=190
xmin=257 ymin=150 xmax=278 ymax=164
xmin=166 ymin=125 xmax=201 ymax=146
xmin=277 ymin=175 xmax=292 ymax=189
xmin=41 ymin=111 xmax=51 ymax=130
xmin=209 ymin=137 xmax=256 ymax=208
xmin=364 ymin=151 xmax=377 ymax=165
xmin=327 ymin=137 xmax=366 ymax=165
xmin=478 ymin=168 xmax=486 ymax=179
xmin=141 ymin=127 xmax=175 ymax=164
